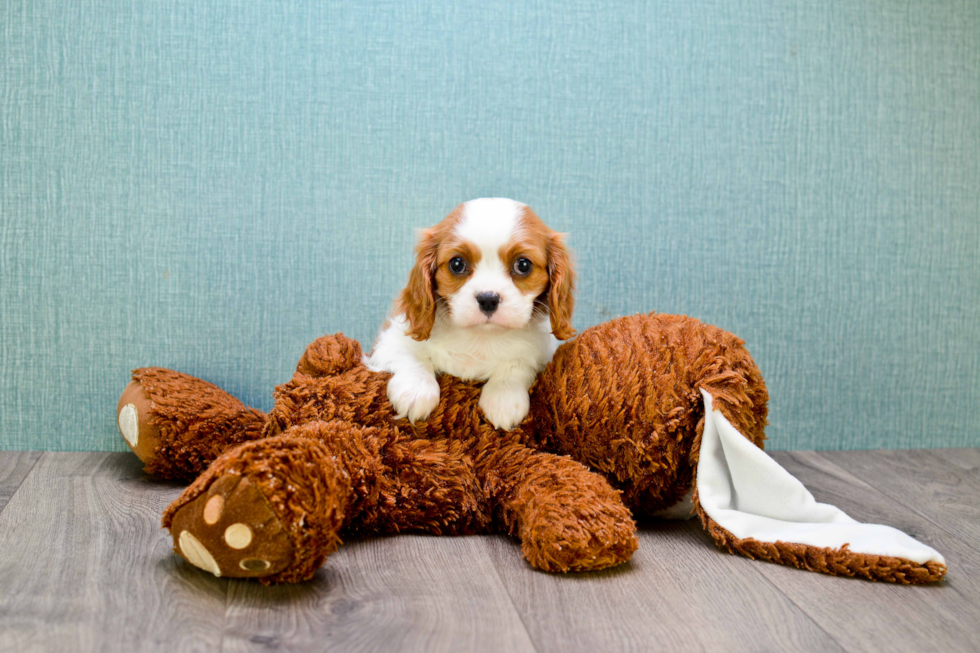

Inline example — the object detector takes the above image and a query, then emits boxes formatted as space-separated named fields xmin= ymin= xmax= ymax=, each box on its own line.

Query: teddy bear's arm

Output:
xmin=481 ymin=442 xmax=638 ymax=572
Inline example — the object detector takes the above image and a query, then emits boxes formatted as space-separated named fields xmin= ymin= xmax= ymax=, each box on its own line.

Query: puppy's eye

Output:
xmin=448 ymin=257 xmax=468 ymax=275
xmin=512 ymin=258 xmax=532 ymax=276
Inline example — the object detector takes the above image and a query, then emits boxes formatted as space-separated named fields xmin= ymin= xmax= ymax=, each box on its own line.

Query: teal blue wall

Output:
xmin=2 ymin=0 xmax=978 ymax=451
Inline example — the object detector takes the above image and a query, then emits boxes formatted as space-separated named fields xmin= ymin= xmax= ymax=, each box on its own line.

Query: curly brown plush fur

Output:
xmin=119 ymin=313 xmax=943 ymax=585
xmin=527 ymin=313 xmax=769 ymax=516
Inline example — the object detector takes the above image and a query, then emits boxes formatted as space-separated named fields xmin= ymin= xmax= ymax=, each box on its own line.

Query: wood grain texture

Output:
xmin=0 ymin=453 xmax=222 ymax=653
xmin=0 ymin=450 xmax=978 ymax=652
xmin=0 ymin=452 xmax=534 ymax=653
xmin=756 ymin=451 xmax=980 ymax=653
xmin=221 ymin=535 xmax=536 ymax=653
xmin=817 ymin=449 xmax=980 ymax=552
xmin=923 ymin=448 xmax=980 ymax=487
xmin=0 ymin=451 xmax=41 ymax=513
xmin=486 ymin=521 xmax=846 ymax=653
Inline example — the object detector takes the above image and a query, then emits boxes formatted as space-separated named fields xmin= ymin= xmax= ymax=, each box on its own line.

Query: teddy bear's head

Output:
xmin=268 ymin=333 xmax=397 ymax=436
xmin=295 ymin=333 xmax=365 ymax=378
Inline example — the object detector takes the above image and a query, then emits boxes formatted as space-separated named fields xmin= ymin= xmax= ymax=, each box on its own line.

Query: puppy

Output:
xmin=364 ymin=198 xmax=575 ymax=431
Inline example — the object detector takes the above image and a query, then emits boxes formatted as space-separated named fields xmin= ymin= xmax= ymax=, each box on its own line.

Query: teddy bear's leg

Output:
xmin=484 ymin=444 xmax=638 ymax=572
xmin=163 ymin=430 xmax=357 ymax=584
xmin=352 ymin=435 xmax=492 ymax=537
xmin=163 ymin=420 xmax=491 ymax=583
xmin=117 ymin=368 xmax=270 ymax=480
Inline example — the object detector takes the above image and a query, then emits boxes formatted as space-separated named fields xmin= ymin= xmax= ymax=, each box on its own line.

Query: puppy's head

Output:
xmin=397 ymin=198 xmax=575 ymax=341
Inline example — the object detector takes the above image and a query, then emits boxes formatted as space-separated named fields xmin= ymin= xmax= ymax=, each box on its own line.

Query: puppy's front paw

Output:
xmin=479 ymin=383 xmax=530 ymax=431
xmin=387 ymin=372 xmax=441 ymax=423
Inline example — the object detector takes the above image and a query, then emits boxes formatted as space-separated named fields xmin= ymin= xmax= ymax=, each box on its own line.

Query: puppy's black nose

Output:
xmin=476 ymin=292 xmax=500 ymax=316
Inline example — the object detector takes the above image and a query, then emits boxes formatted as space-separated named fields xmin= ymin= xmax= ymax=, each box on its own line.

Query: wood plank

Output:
xmin=0 ymin=452 xmax=535 ymax=652
xmin=741 ymin=451 xmax=980 ymax=653
xmin=222 ymin=535 xmax=537 ymax=653
xmin=0 ymin=451 xmax=42 ymax=513
xmin=487 ymin=518 xmax=846 ymax=653
xmin=0 ymin=453 xmax=226 ymax=652
xmin=2 ymin=450 xmax=978 ymax=652
xmin=924 ymin=448 xmax=980 ymax=484
xmin=818 ymin=449 xmax=980 ymax=552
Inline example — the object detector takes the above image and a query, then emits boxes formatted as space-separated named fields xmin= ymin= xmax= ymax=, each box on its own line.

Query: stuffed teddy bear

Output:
xmin=117 ymin=313 xmax=946 ymax=585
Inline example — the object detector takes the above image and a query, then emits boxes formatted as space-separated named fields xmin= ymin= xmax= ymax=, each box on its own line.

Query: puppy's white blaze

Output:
xmin=454 ymin=198 xmax=524 ymax=252
xmin=450 ymin=198 xmax=531 ymax=329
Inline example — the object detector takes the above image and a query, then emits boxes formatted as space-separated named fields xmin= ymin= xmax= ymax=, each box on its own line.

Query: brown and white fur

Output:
xmin=364 ymin=198 xmax=575 ymax=430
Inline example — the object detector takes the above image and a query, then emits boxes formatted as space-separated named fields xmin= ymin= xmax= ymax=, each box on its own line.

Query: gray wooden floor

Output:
xmin=0 ymin=449 xmax=977 ymax=653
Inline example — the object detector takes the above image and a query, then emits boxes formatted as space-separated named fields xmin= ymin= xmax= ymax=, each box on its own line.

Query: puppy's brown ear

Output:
xmin=396 ymin=227 xmax=439 ymax=341
xmin=547 ymin=232 xmax=576 ymax=341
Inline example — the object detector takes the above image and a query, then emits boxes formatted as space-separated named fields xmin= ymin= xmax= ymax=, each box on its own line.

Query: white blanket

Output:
xmin=696 ymin=389 xmax=944 ymax=566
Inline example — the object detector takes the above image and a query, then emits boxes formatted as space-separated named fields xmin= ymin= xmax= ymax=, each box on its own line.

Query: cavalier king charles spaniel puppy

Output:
xmin=364 ymin=198 xmax=575 ymax=431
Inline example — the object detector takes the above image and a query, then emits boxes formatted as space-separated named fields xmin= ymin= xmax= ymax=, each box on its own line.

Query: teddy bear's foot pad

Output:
xmin=169 ymin=474 xmax=294 ymax=578
xmin=117 ymin=381 xmax=164 ymax=465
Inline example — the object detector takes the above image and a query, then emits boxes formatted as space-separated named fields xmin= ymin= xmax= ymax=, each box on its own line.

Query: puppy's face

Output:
xmin=398 ymin=198 xmax=575 ymax=341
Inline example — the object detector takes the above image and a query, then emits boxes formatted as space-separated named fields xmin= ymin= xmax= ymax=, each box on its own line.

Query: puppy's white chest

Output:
xmin=426 ymin=336 xmax=508 ymax=381
xmin=423 ymin=324 xmax=550 ymax=382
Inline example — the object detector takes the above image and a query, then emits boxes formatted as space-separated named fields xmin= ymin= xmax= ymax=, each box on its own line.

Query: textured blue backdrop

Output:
xmin=2 ymin=0 xmax=978 ymax=451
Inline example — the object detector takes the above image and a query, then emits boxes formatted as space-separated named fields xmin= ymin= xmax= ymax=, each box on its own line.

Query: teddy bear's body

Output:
xmin=119 ymin=313 xmax=943 ymax=584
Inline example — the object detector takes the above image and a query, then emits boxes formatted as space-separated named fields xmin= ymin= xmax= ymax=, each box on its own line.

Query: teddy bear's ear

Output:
xmin=296 ymin=334 xmax=363 ymax=377
xmin=396 ymin=227 xmax=439 ymax=341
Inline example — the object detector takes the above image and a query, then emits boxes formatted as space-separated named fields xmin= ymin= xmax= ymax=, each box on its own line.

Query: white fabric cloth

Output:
xmin=696 ymin=389 xmax=944 ymax=566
